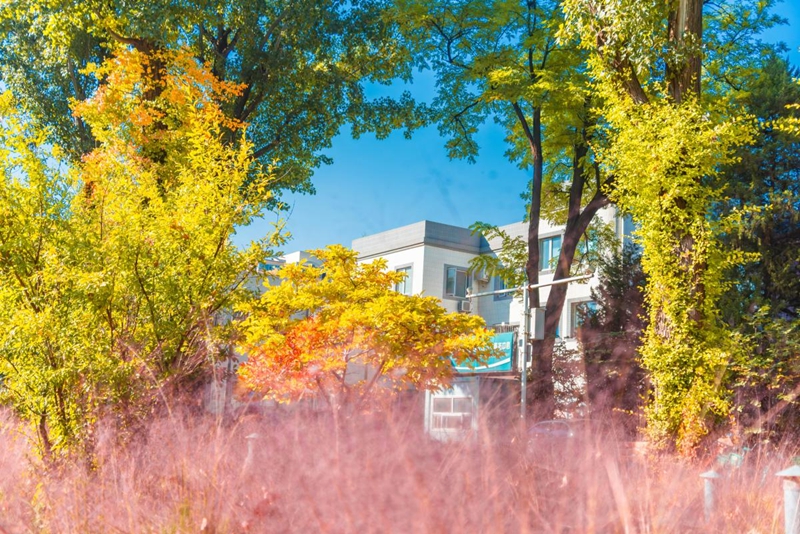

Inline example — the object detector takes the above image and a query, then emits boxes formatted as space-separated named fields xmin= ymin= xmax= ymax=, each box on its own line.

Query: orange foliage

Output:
xmin=236 ymin=246 xmax=496 ymax=410
xmin=73 ymin=48 xmax=246 ymax=166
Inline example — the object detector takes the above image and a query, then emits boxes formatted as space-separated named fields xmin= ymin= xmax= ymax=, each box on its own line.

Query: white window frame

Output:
xmin=568 ymin=299 xmax=597 ymax=338
xmin=539 ymin=235 xmax=562 ymax=272
xmin=443 ymin=265 xmax=470 ymax=299
xmin=430 ymin=396 xmax=474 ymax=432
xmin=394 ymin=264 xmax=413 ymax=295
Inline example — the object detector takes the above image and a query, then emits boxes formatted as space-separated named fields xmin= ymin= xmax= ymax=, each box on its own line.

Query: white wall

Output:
xmin=421 ymin=246 xmax=479 ymax=313
xmin=362 ymin=246 xmax=427 ymax=295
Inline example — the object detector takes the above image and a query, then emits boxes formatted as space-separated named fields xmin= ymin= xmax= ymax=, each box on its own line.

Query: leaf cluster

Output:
xmin=394 ymin=0 xmax=589 ymax=167
xmin=0 ymin=51 xmax=284 ymax=456
xmin=238 ymin=245 xmax=495 ymax=410
xmin=0 ymin=0 xmax=426 ymax=195
xmin=467 ymin=222 xmax=528 ymax=291
xmin=712 ymin=57 xmax=800 ymax=440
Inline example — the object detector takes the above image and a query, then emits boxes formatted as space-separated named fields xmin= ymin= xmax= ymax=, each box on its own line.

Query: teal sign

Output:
xmin=454 ymin=332 xmax=514 ymax=373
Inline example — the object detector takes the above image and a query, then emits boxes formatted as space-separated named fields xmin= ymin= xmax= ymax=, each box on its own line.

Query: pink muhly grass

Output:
xmin=0 ymin=404 xmax=796 ymax=533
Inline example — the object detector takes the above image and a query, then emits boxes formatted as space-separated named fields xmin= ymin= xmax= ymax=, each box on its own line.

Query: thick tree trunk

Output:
xmin=528 ymin=136 xmax=610 ymax=419
xmin=667 ymin=0 xmax=703 ymax=103
xmin=658 ymin=0 xmax=705 ymax=337
xmin=529 ymin=197 xmax=610 ymax=417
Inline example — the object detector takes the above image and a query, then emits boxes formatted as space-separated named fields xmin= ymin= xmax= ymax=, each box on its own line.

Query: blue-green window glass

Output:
xmin=539 ymin=236 xmax=562 ymax=271
xmin=493 ymin=276 xmax=512 ymax=300
xmin=445 ymin=266 xmax=468 ymax=298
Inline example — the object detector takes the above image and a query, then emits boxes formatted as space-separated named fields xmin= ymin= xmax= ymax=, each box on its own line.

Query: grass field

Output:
xmin=0 ymin=407 xmax=795 ymax=533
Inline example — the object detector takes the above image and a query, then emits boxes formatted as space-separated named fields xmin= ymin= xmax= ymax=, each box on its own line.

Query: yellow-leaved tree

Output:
xmin=0 ymin=48 xmax=283 ymax=457
xmin=237 ymin=245 xmax=495 ymax=413
xmin=560 ymin=0 xmax=782 ymax=452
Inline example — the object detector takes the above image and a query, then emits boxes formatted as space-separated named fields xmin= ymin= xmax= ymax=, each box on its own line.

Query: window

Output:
xmin=258 ymin=262 xmax=280 ymax=272
xmin=493 ymin=276 xmax=512 ymax=300
xmin=444 ymin=266 xmax=469 ymax=298
xmin=570 ymin=300 xmax=597 ymax=337
xmin=431 ymin=396 xmax=473 ymax=431
xmin=539 ymin=235 xmax=562 ymax=271
xmin=394 ymin=266 xmax=412 ymax=295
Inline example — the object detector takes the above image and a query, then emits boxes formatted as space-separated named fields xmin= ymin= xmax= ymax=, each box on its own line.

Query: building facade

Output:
xmin=207 ymin=207 xmax=633 ymax=430
xmin=352 ymin=206 xmax=629 ymax=341
xmin=351 ymin=207 xmax=632 ymax=438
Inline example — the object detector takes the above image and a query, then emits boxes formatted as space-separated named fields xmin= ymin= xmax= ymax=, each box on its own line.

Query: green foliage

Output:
xmin=0 ymin=0 xmax=424 ymax=194
xmin=560 ymin=0 xmax=783 ymax=452
xmin=395 ymin=0 xmax=614 ymax=418
xmin=394 ymin=0 xmax=590 ymax=171
xmin=467 ymin=222 xmax=528 ymax=291
xmin=0 ymin=50 xmax=283 ymax=456
xmin=774 ymin=77 xmax=800 ymax=136
xmin=714 ymin=57 xmax=800 ymax=439
xmin=703 ymin=2 xmax=787 ymax=99
xmin=468 ymin=218 xmax=616 ymax=288
xmin=238 ymin=245 xmax=495 ymax=410
xmin=561 ymin=0 xmax=782 ymax=103
xmin=603 ymin=95 xmax=753 ymax=452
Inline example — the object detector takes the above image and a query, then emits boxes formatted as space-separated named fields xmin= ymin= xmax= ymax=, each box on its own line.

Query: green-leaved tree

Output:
xmin=394 ymin=0 xmax=616 ymax=418
xmin=0 ymin=0 xmax=423 ymax=195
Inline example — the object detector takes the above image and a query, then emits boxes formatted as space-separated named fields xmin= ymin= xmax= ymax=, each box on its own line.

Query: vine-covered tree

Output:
xmin=562 ymin=0 xmax=783 ymax=451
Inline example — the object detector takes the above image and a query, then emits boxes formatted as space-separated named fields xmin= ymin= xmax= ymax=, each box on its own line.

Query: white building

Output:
xmin=351 ymin=207 xmax=631 ymax=439
xmin=208 ymin=207 xmax=632 ymax=430
xmin=353 ymin=206 xmax=628 ymax=340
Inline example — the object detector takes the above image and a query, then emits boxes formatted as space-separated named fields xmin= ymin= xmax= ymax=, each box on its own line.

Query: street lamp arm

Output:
xmin=467 ymin=273 xmax=593 ymax=299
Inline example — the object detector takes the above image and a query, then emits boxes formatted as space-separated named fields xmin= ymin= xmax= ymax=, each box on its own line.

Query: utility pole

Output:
xmin=468 ymin=273 xmax=592 ymax=422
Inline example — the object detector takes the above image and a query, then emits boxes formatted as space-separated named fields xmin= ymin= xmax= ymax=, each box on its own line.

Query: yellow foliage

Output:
xmin=0 ymin=48 xmax=283 ymax=456
xmin=237 ymin=245 xmax=496 ymax=410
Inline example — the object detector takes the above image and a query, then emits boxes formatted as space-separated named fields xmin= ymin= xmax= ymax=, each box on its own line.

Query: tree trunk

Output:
xmin=524 ymin=106 xmax=543 ymax=309
xmin=667 ymin=0 xmax=703 ymax=103
xmin=528 ymin=135 xmax=610 ymax=419
xmin=529 ymin=201 xmax=609 ymax=417
xmin=658 ymin=0 xmax=705 ymax=335
xmin=523 ymin=105 xmax=547 ymax=417
xmin=38 ymin=413 xmax=52 ymax=461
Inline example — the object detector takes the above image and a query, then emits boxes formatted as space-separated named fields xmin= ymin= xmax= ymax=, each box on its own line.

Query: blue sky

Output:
xmin=237 ymin=2 xmax=800 ymax=254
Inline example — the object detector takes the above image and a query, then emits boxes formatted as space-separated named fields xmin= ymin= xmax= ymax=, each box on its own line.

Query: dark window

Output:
xmin=570 ymin=300 xmax=597 ymax=337
xmin=445 ymin=266 xmax=469 ymax=298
